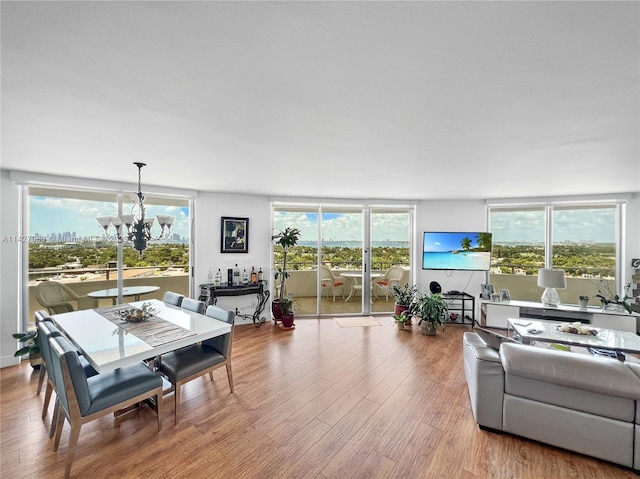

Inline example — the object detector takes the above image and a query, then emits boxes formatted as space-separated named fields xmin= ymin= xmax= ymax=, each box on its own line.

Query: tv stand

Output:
xmin=479 ymin=299 xmax=639 ymax=334
xmin=442 ymin=292 xmax=475 ymax=326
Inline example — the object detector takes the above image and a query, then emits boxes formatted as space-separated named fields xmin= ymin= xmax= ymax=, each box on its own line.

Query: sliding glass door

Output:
xmin=273 ymin=203 xmax=413 ymax=317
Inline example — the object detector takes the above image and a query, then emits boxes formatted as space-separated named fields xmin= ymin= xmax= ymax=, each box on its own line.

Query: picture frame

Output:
xmin=221 ymin=217 xmax=249 ymax=253
xmin=490 ymin=293 xmax=501 ymax=302
xmin=480 ymin=283 xmax=495 ymax=300
xmin=499 ymin=289 xmax=511 ymax=302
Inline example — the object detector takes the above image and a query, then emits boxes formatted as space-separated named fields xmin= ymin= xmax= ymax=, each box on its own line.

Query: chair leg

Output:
xmin=53 ymin=405 xmax=66 ymax=451
xmin=156 ymin=392 xmax=163 ymax=432
xmin=37 ymin=364 xmax=46 ymax=395
xmin=174 ymin=383 xmax=181 ymax=425
xmin=226 ymin=363 xmax=234 ymax=393
xmin=42 ymin=382 xmax=53 ymax=418
xmin=64 ymin=424 xmax=82 ymax=479
xmin=49 ymin=398 xmax=59 ymax=439
xmin=208 ymin=371 xmax=214 ymax=381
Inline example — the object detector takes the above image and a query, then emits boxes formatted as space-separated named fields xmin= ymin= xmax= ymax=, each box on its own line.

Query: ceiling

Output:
xmin=1 ymin=1 xmax=639 ymax=201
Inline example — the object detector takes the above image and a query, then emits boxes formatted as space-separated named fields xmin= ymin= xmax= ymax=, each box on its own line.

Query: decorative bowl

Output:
xmin=119 ymin=307 xmax=158 ymax=323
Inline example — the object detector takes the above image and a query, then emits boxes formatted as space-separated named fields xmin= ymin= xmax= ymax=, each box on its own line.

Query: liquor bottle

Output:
xmin=208 ymin=267 xmax=213 ymax=283
xmin=242 ymin=268 xmax=249 ymax=284
xmin=258 ymin=267 xmax=263 ymax=282
xmin=251 ymin=266 xmax=257 ymax=283
xmin=233 ymin=264 xmax=240 ymax=286
xmin=214 ymin=268 xmax=222 ymax=286
xmin=227 ymin=268 xmax=233 ymax=287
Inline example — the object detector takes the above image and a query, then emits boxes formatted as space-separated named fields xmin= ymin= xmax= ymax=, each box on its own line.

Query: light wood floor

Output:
xmin=1 ymin=317 xmax=636 ymax=479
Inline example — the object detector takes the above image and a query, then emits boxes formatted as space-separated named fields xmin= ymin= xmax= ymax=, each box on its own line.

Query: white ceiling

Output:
xmin=1 ymin=1 xmax=639 ymax=200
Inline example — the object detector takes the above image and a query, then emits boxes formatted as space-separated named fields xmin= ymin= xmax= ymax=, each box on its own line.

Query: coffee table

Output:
xmin=507 ymin=318 xmax=640 ymax=355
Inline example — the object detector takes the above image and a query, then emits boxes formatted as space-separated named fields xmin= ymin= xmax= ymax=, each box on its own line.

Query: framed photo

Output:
xmin=499 ymin=289 xmax=511 ymax=302
xmin=480 ymin=283 xmax=495 ymax=300
xmin=490 ymin=293 xmax=501 ymax=302
xmin=221 ymin=217 xmax=249 ymax=253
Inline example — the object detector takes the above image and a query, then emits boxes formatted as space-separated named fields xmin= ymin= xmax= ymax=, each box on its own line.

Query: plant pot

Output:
xmin=579 ymin=298 xmax=589 ymax=311
xmin=421 ymin=322 xmax=437 ymax=336
xmin=396 ymin=321 xmax=406 ymax=330
xmin=272 ymin=300 xmax=283 ymax=320
xmin=281 ymin=313 xmax=295 ymax=328
xmin=394 ymin=303 xmax=410 ymax=317
xmin=29 ymin=353 xmax=42 ymax=369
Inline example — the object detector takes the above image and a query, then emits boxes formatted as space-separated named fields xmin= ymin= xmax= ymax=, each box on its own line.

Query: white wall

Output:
xmin=193 ymin=192 xmax=272 ymax=325
xmin=414 ymin=199 xmax=488 ymax=297
xmin=1 ymin=171 xmax=22 ymax=367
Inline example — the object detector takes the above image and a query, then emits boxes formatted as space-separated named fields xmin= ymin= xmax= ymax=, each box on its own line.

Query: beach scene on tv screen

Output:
xmin=423 ymin=232 xmax=492 ymax=270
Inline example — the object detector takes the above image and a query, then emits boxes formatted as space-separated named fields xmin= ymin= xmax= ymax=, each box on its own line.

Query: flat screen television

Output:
xmin=422 ymin=231 xmax=493 ymax=271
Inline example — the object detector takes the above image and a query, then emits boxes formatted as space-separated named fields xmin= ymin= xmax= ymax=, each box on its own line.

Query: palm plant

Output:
xmin=272 ymin=227 xmax=301 ymax=303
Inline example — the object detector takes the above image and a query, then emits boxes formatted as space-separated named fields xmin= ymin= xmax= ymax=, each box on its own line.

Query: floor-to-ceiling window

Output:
xmin=273 ymin=202 xmax=413 ymax=316
xmin=25 ymin=185 xmax=191 ymax=326
xmin=488 ymin=200 xmax=623 ymax=306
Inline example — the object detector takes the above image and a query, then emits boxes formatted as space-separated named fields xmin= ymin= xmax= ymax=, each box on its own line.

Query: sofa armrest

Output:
xmin=463 ymin=332 xmax=504 ymax=430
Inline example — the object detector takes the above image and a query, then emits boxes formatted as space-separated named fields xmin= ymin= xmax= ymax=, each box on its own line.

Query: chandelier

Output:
xmin=96 ymin=162 xmax=175 ymax=256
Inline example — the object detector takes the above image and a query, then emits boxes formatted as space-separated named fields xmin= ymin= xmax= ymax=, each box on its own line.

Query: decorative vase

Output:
xmin=603 ymin=302 xmax=625 ymax=313
xmin=394 ymin=303 xmax=410 ymax=317
xmin=281 ymin=313 xmax=295 ymax=328
xmin=271 ymin=300 xmax=283 ymax=320
xmin=579 ymin=298 xmax=589 ymax=311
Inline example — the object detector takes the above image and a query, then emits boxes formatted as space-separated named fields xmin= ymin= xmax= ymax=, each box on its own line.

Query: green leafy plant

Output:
xmin=391 ymin=283 xmax=418 ymax=307
xmin=13 ymin=329 xmax=40 ymax=357
xmin=272 ymin=227 xmax=301 ymax=303
xmin=412 ymin=291 xmax=448 ymax=331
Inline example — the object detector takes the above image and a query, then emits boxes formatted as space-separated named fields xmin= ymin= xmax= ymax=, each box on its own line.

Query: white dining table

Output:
xmin=51 ymin=299 xmax=231 ymax=372
xmin=340 ymin=271 xmax=383 ymax=302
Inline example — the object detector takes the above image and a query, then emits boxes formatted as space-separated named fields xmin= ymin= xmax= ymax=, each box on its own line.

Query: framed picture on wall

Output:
xmin=480 ymin=283 xmax=495 ymax=300
xmin=221 ymin=217 xmax=249 ymax=253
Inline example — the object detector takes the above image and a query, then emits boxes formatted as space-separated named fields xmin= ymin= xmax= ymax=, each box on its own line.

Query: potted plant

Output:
xmin=272 ymin=227 xmax=301 ymax=322
xmin=391 ymin=283 xmax=418 ymax=317
xmin=13 ymin=328 xmax=42 ymax=369
xmin=593 ymin=279 xmax=633 ymax=314
xmin=578 ymin=295 xmax=590 ymax=311
xmin=393 ymin=311 xmax=410 ymax=330
xmin=413 ymin=290 xmax=448 ymax=336
xmin=280 ymin=295 xmax=295 ymax=328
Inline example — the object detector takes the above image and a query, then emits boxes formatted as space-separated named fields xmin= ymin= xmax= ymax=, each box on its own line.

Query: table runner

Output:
xmin=96 ymin=304 xmax=197 ymax=347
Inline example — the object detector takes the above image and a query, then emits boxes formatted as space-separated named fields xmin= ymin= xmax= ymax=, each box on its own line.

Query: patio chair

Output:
xmin=163 ymin=291 xmax=184 ymax=307
xmin=320 ymin=265 xmax=345 ymax=302
xmin=181 ymin=297 xmax=206 ymax=314
xmin=373 ymin=265 xmax=405 ymax=301
xmin=34 ymin=281 xmax=98 ymax=314
xmin=49 ymin=335 xmax=163 ymax=479
xmin=156 ymin=305 xmax=235 ymax=424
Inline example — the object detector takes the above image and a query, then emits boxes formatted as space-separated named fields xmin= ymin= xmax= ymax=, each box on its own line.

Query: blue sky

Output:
xmin=29 ymin=196 xmax=190 ymax=240
xmin=423 ymin=232 xmax=484 ymax=252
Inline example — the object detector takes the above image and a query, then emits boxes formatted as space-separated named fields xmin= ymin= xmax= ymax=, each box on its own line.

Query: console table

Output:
xmin=480 ymin=299 xmax=639 ymax=334
xmin=199 ymin=281 xmax=270 ymax=327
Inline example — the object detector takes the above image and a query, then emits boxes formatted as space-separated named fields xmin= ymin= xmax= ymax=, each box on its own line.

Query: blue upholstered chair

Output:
xmin=49 ymin=336 xmax=163 ymax=479
xmin=35 ymin=309 xmax=53 ymax=395
xmin=163 ymin=291 xmax=184 ymax=307
xmin=38 ymin=322 xmax=98 ymax=437
xmin=157 ymin=305 xmax=235 ymax=424
xmin=181 ymin=297 xmax=206 ymax=314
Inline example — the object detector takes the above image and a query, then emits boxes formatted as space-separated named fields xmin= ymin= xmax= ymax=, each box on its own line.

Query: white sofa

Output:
xmin=463 ymin=331 xmax=640 ymax=471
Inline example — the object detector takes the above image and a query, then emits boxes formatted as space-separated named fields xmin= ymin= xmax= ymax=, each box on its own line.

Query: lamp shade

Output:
xmin=537 ymin=269 xmax=566 ymax=289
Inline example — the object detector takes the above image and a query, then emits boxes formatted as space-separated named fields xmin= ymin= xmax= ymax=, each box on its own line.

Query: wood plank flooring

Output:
xmin=1 ymin=316 xmax=637 ymax=478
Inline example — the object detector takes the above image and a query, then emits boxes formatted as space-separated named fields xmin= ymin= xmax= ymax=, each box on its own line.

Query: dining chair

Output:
xmin=163 ymin=291 xmax=184 ymax=307
xmin=320 ymin=265 xmax=345 ymax=302
xmin=49 ymin=335 xmax=163 ymax=479
xmin=373 ymin=265 xmax=405 ymax=301
xmin=35 ymin=310 xmax=52 ymax=395
xmin=156 ymin=305 xmax=235 ymax=424
xmin=38 ymin=322 xmax=98 ymax=436
xmin=34 ymin=281 xmax=98 ymax=314
xmin=181 ymin=297 xmax=206 ymax=314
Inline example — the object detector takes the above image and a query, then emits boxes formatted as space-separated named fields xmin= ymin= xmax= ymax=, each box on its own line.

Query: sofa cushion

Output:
xmin=500 ymin=342 xmax=640 ymax=400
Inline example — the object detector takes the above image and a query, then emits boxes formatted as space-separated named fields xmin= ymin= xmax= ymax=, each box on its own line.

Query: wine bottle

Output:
xmin=251 ymin=266 xmax=257 ymax=283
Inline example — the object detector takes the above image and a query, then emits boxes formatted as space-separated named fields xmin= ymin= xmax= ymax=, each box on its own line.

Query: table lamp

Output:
xmin=537 ymin=268 xmax=566 ymax=307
